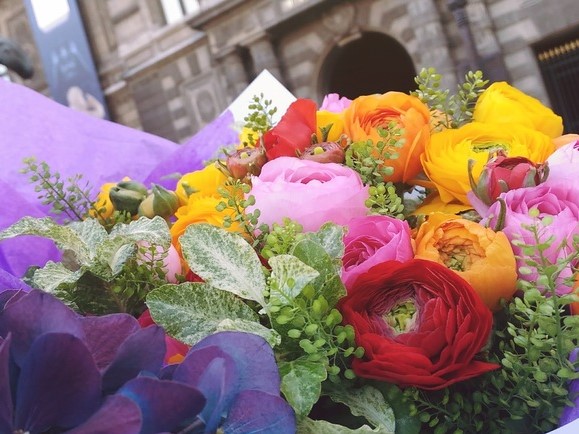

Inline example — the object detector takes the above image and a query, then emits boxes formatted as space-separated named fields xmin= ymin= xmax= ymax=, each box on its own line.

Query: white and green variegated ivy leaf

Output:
xmin=108 ymin=244 xmax=137 ymax=276
xmin=268 ymin=255 xmax=319 ymax=306
xmin=32 ymin=261 xmax=84 ymax=293
xmin=324 ymin=384 xmax=396 ymax=433
xmin=67 ymin=218 xmax=108 ymax=259
xmin=179 ymin=224 xmax=267 ymax=307
xmin=216 ymin=318 xmax=281 ymax=347
xmin=279 ymin=358 xmax=327 ymax=417
xmin=0 ymin=217 xmax=95 ymax=265
xmin=303 ymin=222 xmax=346 ymax=261
xmin=297 ymin=418 xmax=386 ymax=434
xmin=146 ymin=282 xmax=261 ymax=346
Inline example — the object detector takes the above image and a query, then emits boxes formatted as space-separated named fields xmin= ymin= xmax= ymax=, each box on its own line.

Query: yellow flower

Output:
xmin=421 ymin=122 xmax=554 ymax=204
xmin=170 ymin=196 xmax=239 ymax=257
xmin=89 ymin=176 xmax=132 ymax=221
xmin=414 ymin=213 xmax=517 ymax=311
xmin=412 ymin=193 xmax=473 ymax=216
xmin=473 ymin=82 xmax=563 ymax=138
xmin=316 ymin=110 xmax=344 ymax=142
xmin=239 ymin=127 xmax=259 ymax=148
xmin=175 ymin=163 xmax=228 ymax=207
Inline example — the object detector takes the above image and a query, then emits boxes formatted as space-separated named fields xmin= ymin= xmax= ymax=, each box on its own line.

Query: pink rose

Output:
xmin=544 ymin=140 xmax=579 ymax=188
xmin=320 ymin=93 xmax=352 ymax=113
xmin=247 ymin=157 xmax=369 ymax=232
xmin=341 ymin=215 xmax=414 ymax=290
xmin=137 ymin=242 xmax=182 ymax=283
xmin=485 ymin=184 xmax=579 ymax=294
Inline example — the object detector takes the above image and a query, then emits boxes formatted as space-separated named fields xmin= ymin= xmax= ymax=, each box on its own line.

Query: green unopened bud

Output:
xmin=109 ymin=180 xmax=148 ymax=215
xmin=138 ymin=184 xmax=179 ymax=218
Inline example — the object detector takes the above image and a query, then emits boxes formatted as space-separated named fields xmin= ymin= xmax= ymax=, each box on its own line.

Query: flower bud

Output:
xmin=468 ymin=151 xmax=548 ymax=206
xmin=226 ymin=147 xmax=267 ymax=179
xmin=138 ymin=184 xmax=179 ymax=219
xmin=109 ymin=180 xmax=148 ymax=215
xmin=300 ymin=141 xmax=345 ymax=164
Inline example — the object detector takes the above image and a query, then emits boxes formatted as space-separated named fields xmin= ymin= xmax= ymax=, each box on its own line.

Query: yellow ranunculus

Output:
xmin=90 ymin=182 xmax=116 ymax=220
xmin=473 ymin=82 xmax=563 ymax=138
xmin=343 ymin=92 xmax=431 ymax=183
xmin=422 ymin=122 xmax=554 ymax=205
xmin=316 ymin=110 xmax=344 ymax=142
xmin=239 ymin=127 xmax=259 ymax=148
xmin=175 ymin=163 xmax=228 ymax=207
xmin=412 ymin=193 xmax=473 ymax=216
xmin=170 ymin=196 xmax=240 ymax=257
xmin=414 ymin=213 xmax=517 ymax=311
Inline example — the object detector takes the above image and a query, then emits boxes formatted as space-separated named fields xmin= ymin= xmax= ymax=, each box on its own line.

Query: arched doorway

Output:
xmin=319 ymin=32 xmax=417 ymax=100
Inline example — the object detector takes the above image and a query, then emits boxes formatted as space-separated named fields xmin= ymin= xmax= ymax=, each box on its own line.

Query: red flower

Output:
xmin=339 ymin=259 xmax=499 ymax=390
xmin=263 ymin=99 xmax=317 ymax=160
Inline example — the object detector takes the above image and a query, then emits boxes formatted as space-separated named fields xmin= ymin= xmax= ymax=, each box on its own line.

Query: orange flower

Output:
xmin=343 ymin=92 xmax=431 ymax=183
xmin=553 ymin=134 xmax=579 ymax=150
xmin=412 ymin=193 xmax=473 ymax=216
xmin=414 ymin=213 xmax=517 ymax=311
xmin=170 ymin=196 xmax=239 ymax=257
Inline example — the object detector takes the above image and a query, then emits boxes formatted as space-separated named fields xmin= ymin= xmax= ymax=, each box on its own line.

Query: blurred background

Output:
xmin=1 ymin=0 xmax=578 ymax=141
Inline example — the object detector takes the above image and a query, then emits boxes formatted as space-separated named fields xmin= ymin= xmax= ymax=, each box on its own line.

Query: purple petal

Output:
xmin=81 ymin=314 xmax=140 ymax=371
xmin=188 ymin=332 xmax=281 ymax=395
xmin=0 ymin=268 xmax=31 ymax=293
xmin=0 ymin=290 xmax=84 ymax=366
xmin=15 ymin=333 xmax=101 ymax=432
xmin=0 ymin=289 xmax=24 ymax=312
xmin=118 ymin=376 xmax=205 ymax=434
xmin=0 ymin=334 xmax=14 ymax=434
xmin=64 ymin=395 xmax=142 ymax=434
xmin=174 ymin=346 xmax=237 ymax=432
xmin=222 ymin=390 xmax=296 ymax=434
xmin=102 ymin=325 xmax=166 ymax=394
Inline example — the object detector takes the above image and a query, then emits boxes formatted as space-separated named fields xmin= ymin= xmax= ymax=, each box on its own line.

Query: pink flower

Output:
xmin=544 ymin=140 xmax=579 ymax=188
xmin=484 ymin=184 xmax=579 ymax=294
xmin=247 ymin=157 xmax=369 ymax=232
xmin=320 ymin=93 xmax=352 ymax=113
xmin=341 ymin=215 xmax=414 ymax=290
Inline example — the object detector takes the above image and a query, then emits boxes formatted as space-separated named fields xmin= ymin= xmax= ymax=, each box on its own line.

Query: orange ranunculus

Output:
xmin=553 ymin=134 xmax=579 ymax=150
xmin=175 ymin=163 xmax=228 ymax=207
xmin=343 ymin=92 xmax=431 ymax=183
xmin=473 ymin=82 xmax=563 ymax=138
xmin=316 ymin=110 xmax=345 ymax=143
xmin=170 ymin=196 xmax=239 ymax=257
xmin=412 ymin=193 xmax=473 ymax=216
xmin=414 ymin=213 xmax=517 ymax=311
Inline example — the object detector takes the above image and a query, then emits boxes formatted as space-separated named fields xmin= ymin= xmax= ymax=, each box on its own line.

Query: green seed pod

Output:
xmin=304 ymin=323 xmax=318 ymax=336
xmin=287 ymin=329 xmax=302 ymax=339
xmin=275 ymin=315 xmax=291 ymax=325
xmin=344 ymin=369 xmax=356 ymax=380
xmin=138 ymin=184 xmax=179 ymax=219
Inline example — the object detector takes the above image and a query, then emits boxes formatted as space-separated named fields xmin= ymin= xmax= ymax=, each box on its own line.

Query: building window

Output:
xmin=160 ymin=0 xmax=200 ymax=24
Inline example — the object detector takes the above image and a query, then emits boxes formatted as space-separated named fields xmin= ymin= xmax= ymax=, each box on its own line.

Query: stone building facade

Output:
xmin=2 ymin=0 xmax=579 ymax=142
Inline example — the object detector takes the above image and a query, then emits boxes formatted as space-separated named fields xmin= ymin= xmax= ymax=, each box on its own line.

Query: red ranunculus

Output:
xmin=263 ymin=99 xmax=317 ymax=160
xmin=339 ymin=259 xmax=499 ymax=390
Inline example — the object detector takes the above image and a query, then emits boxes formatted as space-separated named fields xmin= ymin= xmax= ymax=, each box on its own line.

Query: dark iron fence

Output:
xmin=536 ymin=37 xmax=579 ymax=133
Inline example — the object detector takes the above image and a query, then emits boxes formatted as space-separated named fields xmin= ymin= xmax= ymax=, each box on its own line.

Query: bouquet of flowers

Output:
xmin=0 ymin=68 xmax=578 ymax=434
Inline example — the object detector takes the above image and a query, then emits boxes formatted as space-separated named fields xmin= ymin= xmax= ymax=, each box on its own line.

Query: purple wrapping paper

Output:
xmin=0 ymin=80 xmax=238 ymax=278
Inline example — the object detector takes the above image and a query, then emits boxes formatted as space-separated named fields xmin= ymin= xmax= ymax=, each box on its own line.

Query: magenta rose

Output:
xmin=544 ymin=140 xmax=579 ymax=188
xmin=247 ymin=157 xmax=369 ymax=232
xmin=341 ymin=215 xmax=414 ymax=290
xmin=485 ymin=183 xmax=579 ymax=294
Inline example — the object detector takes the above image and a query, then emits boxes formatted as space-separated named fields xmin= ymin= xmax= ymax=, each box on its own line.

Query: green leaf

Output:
xmin=298 ymin=418 xmax=386 ymax=433
xmin=279 ymin=358 xmax=327 ymax=417
xmin=268 ymin=255 xmax=319 ymax=306
xmin=303 ymin=223 xmax=346 ymax=260
xmin=146 ymin=282 xmax=260 ymax=346
xmin=32 ymin=261 xmax=84 ymax=293
xmin=290 ymin=239 xmax=346 ymax=308
xmin=108 ymin=244 xmax=137 ymax=276
xmin=324 ymin=384 xmax=395 ymax=433
xmin=179 ymin=224 xmax=267 ymax=307
xmin=0 ymin=217 xmax=94 ymax=265
xmin=215 ymin=318 xmax=281 ymax=347
xmin=68 ymin=218 xmax=109 ymax=258
xmin=108 ymin=216 xmax=171 ymax=247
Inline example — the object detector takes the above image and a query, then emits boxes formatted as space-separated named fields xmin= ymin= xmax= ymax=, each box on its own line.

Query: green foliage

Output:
xmin=412 ymin=67 xmax=488 ymax=129
xmin=261 ymin=218 xmax=306 ymax=260
xmin=403 ymin=219 xmax=579 ymax=433
xmin=345 ymin=122 xmax=405 ymax=186
xmin=366 ymin=182 xmax=405 ymax=219
xmin=21 ymin=157 xmax=99 ymax=222
xmin=243 ymin=93 xmax=278 ymax=140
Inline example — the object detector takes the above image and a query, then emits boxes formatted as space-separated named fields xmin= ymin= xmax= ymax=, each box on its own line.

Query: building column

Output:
xmin=218 ymin=48 xmax=249 ymax=102
xmin=246 ymin=33 xmax=284 ymax=82
xmin=406 ymin=0 xmax=458 ymax=90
